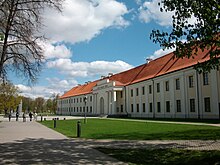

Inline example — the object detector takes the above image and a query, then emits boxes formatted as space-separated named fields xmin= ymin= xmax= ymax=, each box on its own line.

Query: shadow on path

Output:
xmin=0 ymin=138 xmax=125 ymax=165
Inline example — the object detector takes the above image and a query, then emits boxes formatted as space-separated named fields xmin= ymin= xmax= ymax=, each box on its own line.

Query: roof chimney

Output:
xmin=146 ymin=58 xmax=153 ymax=64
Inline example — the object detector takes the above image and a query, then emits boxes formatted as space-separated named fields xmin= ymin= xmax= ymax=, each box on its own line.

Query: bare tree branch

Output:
xmin=0 ymin=0 xmax=63 ymax=83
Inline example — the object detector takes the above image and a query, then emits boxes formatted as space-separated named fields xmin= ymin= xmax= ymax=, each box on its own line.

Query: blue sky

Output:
xmin=12 ymin=0 xmax=176 ymax=98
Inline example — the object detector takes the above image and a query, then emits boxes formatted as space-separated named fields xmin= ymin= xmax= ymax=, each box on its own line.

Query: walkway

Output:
xmin=1 ymin=117 xmax=220 ymax=164
xmin=0 ymin=119 xmax=125 ymax=165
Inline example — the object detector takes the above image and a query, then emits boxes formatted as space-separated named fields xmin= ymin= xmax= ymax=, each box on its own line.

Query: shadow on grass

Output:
xmin=97 ymin=148 xmax=220 ymax=165
xmin=88 ymin=129 xmax=220 ymax=140
xmin=0 ymin=138 xmax=119 ymax=164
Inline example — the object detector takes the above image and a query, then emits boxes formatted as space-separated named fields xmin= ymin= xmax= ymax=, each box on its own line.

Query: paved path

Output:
xmin=1 ymin=117 xmax=220 ymax=164
xmin=0 ymin=120 xmax=125 ymax=165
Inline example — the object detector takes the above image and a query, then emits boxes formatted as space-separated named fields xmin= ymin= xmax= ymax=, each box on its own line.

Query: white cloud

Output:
xmin=42 ymin=0 xmax=129 ymax=44
xmin=42 ymin=42 xmax=72 ymax=59
xmin=147 ymin=48 xmax=175 ymax=60
xmin=47 ymin=59 xmax=133 ymax=78
xmin=16 ymin=78 xmax=78 ymax=99
xmin=147 ymin=39 xmax=188 ymax=59
xmin=135 ymin=0 xmax=142 ymax=5
xmin=138 ymin=0 xmax=174 ymax=26
xmin=138 ymin=0 xmax=197 ymax=27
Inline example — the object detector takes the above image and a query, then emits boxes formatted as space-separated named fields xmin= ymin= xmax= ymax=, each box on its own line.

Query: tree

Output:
xmin=0 ymin=82 xmax=20 ymax=114
xmin=34 ymin=97 xmax=45 ymax=113
xmin=46 ymin=98 xmax=53 ymax=112
xmin=150 ymin=0 xmax=220 ymax=72
xmin=20 ymin=96 xmax=33 ymax=112
xmin=0 ymin=0 xmax=63 ymax=83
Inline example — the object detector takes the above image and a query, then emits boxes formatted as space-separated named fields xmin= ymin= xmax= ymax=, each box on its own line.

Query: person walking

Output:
xmin=8 ymin=112 xmax=11 ymax=122
xmin=34 ymin=112 xmax=37 ymax=121
xmin=16 ymin=112 xmax=19 ymax=121
xmin=29 ymin=112 xmax=33 ymax=121
xmin=23 ymin=113 xmax=26 ymax=122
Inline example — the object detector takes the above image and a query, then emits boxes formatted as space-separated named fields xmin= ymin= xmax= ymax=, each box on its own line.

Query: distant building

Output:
xmin=57 ymin=48 xmax=220 ymax=119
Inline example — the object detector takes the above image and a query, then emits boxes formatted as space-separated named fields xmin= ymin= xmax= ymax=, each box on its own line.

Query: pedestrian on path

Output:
xmin=29 ymin=112 xmax=33 ymax=121
xmin=16 ymin=112 xmax=19 ymax=121
xmin=23 ymin=113 xmax=26 ymax=122
xmin=8 ymin=112 xmax=11 ymax=122
xmin=34 ymin=112 xmax=37 ymax=121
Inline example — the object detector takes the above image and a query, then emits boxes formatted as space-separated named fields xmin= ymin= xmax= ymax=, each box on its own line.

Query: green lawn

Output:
xmin=97 ymin=148 xmax=220 ymax=165
xmin=40 ymin=118 xmax=220 ymax=140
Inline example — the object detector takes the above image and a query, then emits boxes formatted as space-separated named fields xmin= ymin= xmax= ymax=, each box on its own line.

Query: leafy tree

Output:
xmin=34 ymin=97 xmax=45 ymax=113
xmin=150 ymin=0 xmax=220 ymax=72
xmin=0 ymin=0 xmax=63 ymax=83
xmin=0 ymin=82 xmax=20 ymax=114
xmin=46 ymin=98 xmax=53 ymax=112
xmin=20 ymin=96 xmax=33 ymax=112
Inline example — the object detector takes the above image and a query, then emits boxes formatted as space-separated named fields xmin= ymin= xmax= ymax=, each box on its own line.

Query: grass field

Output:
xmin=40 ymin=118 xmax=220 ymax=140
xmin=97 ymin=148 xmax=220 ymax=165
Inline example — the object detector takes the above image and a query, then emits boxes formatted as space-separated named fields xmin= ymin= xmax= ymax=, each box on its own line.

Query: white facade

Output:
xmin=57 ymin=66 xmax=220 ymax=119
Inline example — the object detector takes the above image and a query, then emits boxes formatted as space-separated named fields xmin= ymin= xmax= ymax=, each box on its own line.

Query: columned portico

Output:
xmin=92 ymin=78 xmax=123 ymax=115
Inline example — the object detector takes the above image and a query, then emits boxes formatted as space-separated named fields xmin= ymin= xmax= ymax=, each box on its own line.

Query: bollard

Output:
xmin=53 ymin=118 xmax=57 ymax=128
xmin=77 ymin=121 xmax=81 ymax=138
xmin=41 ymin=115 xmax=43 ymax=122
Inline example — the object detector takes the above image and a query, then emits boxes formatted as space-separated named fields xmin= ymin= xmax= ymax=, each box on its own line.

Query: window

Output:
xmin=77 ymin=98 xmax=78 ymax=103
xmin=165 ymin=81 xmax=169 ymax=91
xmin=131 ymin=89 xmax=133 ymax=97
xmin=166 ymin=101 xmax=170 ymax=112
xmin=90 ymin=106 xmax=92 ymax=113
xmin=176 ymin=100 xmax=181 ymax=112
xmin=142 ymin=86 xmax=145 ymax=95
xmin=176 ymin=78 xmax=180 ymax=90
xmin=77 ymin=107 xmax=78 ymax=112
xmin=83 ymin=107 xmax=85 ymax=112
xmin=120 ymin=91 xmax=123 ymax=98
xmin=74 ymin=98 xmax=75 ymax=103
xmin=149 ymin=85 xmax=152 ymax=94
xmin=204 ymin=97 xmax=211 ymax=112
xmin=143 ymin=103 xmax=146 ymax=112
xmin=74 ymin=107 xmax=76 ymax=112
xmin=90 ymin=96 xmax=92 ymax=102
xmin=136 ymin=88 xmax=139 ymax=96
xmin=121 ymin=105 xmax=123 ymax=112
xmin=86 ymin=106 xmax=89 ymax=113
xmin=137 ymin=104 xmax=139 ymax=112
xmin=80 ymin=98 xmax=82 ymax=103
xmin=203 ymin=72 xmax=209 ymax=85
xmin=189 ymin=76 xmax=194 ymax=88
xmin=190 ymin=99 xmax=195 ymax=112
xmin=80 ymin=107 xmax=82 ymax=112
xmin=157 ymin=102 xmax=161 ymax=112
xmin=157 ymin=83 xmax=160 ymax=93
xmin=131 ymin=104 xmax=134 ymax=113
xmin=149 ymin=103 xmax=153 ymax=112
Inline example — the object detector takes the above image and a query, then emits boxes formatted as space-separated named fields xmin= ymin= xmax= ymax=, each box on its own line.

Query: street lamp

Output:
xmin=83 ymin=96 xmax=87 ymax=124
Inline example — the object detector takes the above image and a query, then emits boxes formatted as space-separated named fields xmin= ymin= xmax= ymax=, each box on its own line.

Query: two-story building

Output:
xmin=57 ymin=48 xmax=220 ymax=119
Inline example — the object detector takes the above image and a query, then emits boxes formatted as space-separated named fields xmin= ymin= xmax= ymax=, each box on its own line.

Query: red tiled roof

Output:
xmin=60 ymin=80 xmax=98 ymax=99
xmin=60 ymin=47 xmax=215 ymax=99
